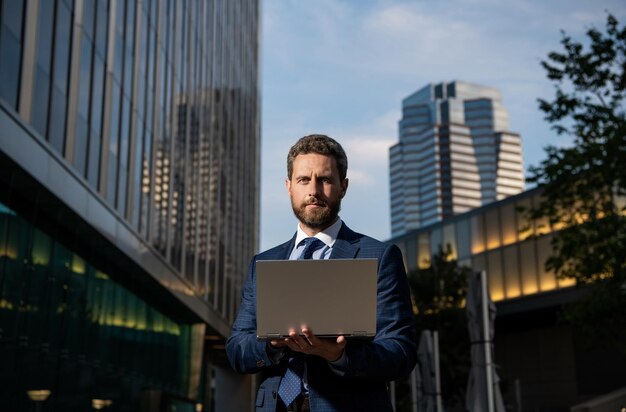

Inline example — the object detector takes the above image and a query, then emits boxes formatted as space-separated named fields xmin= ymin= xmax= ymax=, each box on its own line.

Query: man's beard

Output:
xmin=292 ymin=197 xmax=341 ymax=230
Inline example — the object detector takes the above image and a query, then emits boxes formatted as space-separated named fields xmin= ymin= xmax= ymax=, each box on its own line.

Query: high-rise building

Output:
xmin=0 ymin=0 xmax=259 ymax=410
xmin=389 ymin=81 xmax=525 ymax=237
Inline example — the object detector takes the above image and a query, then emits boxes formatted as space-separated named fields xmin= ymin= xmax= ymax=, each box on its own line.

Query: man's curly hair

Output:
xmin=287 ymin=134 xmax=348 ymax=181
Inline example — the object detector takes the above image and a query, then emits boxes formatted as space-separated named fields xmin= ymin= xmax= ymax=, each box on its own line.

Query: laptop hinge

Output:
xmin=265 ymin=333 xmax=282 ymax=340
xmin=352 ymin=331 xmax=369 ymax=337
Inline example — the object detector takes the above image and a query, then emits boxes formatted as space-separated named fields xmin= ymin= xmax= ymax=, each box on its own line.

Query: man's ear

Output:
xmin=340 ymin=178 xmax=349 ymax=198
xmin=286 ymin=178 xmax=291 ymax=195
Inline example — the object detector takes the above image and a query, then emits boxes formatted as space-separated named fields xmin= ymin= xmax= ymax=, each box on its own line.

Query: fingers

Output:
xmin=269 ymin=339 xmax=286 ymax=348
xmin=336 ymin=335 xmax=346 ymax=347
xmin=285 ymin=329 xmax=312 ymax=352
xmin=301 ymin=327 xmax=317 ymax=345
xmin=282 ymin=327 xmax=347 ymax=361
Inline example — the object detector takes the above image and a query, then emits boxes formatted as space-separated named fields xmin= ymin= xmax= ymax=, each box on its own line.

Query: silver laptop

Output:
xmin=256 ymin=258 xmax=378 ymax=341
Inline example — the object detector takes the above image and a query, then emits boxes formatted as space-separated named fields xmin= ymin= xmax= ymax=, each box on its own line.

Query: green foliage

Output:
xmin=529 ymin=13 xmax=626 ymax=353
xmin=407 ymin=246 xmax=472 ymax=409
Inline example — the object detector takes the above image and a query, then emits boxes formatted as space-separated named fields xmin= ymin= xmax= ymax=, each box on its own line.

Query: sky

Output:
xmin=259 ymin=0 xmax=626 ymax=251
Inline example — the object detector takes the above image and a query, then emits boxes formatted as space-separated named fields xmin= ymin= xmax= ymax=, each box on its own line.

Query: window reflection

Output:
xmin=404 ymin=238 xmax=417 ymax=272
xmin=516 ymin=197 xmax=533 ymax=241
xmin=418 ymin=233 xmax=430 ymax=269
xmin=456 ymin=218 xmax=471 ymax=260
xmin=0 ymin=201 xmax=198 ymax=406
xmin=472 ymin=253 xmax=486 ymax=274
xmin=471 ymin=214 xmax=485 ymax=254
xmin=0 ymin=1 xmax=25 ymax=108
xmin=31 ymin=67 xmax=50 ymax=135
xmin=430 ymin=227 xmax=442 ymax=255
xmin=31 ymin=0 xmax=55 ymax=137
xmin=536 ymin=235 xmax=556 ymax=292
xmin=535 ymin=214 xmax=551 ymax=236
xmin=485 ymin=208 xmax=501 ymax=249
xmin=487 ymin=250 xmax=504 ymax=301
xmin=500 ymin=203 xmax=517 ymax=245
xmin=442 ymin=223 xmax=457 ymax=259
xmin=519 ymin=240 xmax=538 ymax=295
xmin=503 ymin=245 xmax=521 ymax=298
xmin=0 ymin=21 xmax=23 ymax=108
xmin=48 ymin=86 xmax=68 ymax=153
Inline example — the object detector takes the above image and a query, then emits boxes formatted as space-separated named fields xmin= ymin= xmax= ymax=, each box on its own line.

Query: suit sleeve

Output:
xmin=339 ymin=243 xmax=417 ymax=380
xmin=226 ymin=257 xmax=275 ymax=373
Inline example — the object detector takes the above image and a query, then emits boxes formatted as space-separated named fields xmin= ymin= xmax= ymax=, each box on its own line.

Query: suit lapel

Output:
xmin=329 ymin=223 xmax=360 ymax=259
xmin=274 ymin=236 xmax=296 ymax=260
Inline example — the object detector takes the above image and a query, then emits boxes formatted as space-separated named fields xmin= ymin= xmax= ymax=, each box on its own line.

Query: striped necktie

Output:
xmin=278 ymin=237 xmax=325 ymax=407
xmin=297 ymin=237 xmax=324 ymax=260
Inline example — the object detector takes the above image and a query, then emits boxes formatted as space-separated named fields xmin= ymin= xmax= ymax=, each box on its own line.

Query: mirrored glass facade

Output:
xmin=390 ymin=187 xmax=575 ymax=303
xmin=389 ymin=81 xmax=525 ymax=237
xmin=0 ymin=0 xmax=259 ymax=409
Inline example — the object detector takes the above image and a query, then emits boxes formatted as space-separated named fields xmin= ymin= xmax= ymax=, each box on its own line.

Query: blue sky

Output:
xmin=259 ymin=0 xmax=626 ymax=251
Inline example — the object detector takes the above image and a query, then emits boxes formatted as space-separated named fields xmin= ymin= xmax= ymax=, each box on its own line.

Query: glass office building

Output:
xmin=390 ymin=81 xmax=525 ymax=238
xmin=390 ymin=187 xmax=626 ymax=410
xmin=0 ymin=0 xmax=259 ymax=410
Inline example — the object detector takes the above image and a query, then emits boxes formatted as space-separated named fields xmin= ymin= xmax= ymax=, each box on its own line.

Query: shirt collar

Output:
xmin=295 ymin=218 xmax=343 ymax=248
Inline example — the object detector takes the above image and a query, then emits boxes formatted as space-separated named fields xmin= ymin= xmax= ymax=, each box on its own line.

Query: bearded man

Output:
xmin=226 ymin=134 xmax=416 ymax=412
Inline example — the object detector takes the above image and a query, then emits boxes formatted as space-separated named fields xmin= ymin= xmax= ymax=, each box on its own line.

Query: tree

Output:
xmin=406 ymin=246 xmax=472 ymax=409
xmin=528 ymin=13 xmax=626 ymax=353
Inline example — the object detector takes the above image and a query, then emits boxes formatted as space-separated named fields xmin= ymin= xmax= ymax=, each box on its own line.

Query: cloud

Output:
xmin=259 ymin=0 xmax=626 ymax=250
xmin=325 ymin=110 xmax=400 ymax=185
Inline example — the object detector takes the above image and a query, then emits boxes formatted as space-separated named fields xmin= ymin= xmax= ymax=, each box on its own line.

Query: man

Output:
xmin=226 ymin=135 xmax=416 ymax=411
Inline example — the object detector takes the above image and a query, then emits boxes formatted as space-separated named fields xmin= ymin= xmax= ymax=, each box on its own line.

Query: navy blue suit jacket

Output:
xmin=226 ymin=223 xmax=416 ymax=411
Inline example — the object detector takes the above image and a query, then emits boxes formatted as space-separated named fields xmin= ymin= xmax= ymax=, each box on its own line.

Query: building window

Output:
xmin=503 ymin=244 xmax=521 ymax=298
xmin=0 ymin=0 xmax=25 ymax=109
xmin=456 ymin=218 xmax=471 ymax=260
xmin=472 ymin=252 xmax=486 ymax=274
xmin=417 ymin=232 xmax=430 ymax=269
xmin=485 ymin=207 xmax=501 ymax=250
xmin=486 ymin=249 xmax=504 ymax=301
xmin=470 ymin=214 xmax=485 ymax=254
xmin=430 ymin=227 xmax=442 ymax=256
xmin=442 ymin=223 xmax=457 ymax=259
xmin=48 ymin=0 xmax=73 ymax=154
xmin=500 ymin=202 xmax=517 ymax=245
xmin=74 ymin=33 xmax=93 ymax=175
xmin=519 ymin=239 xmax=538 ymax=295
xmin=31 ymin=0 xmax=55 ymax=137
xmin=516 ymin=197 xmax=533 ymax=241
xmin=404 ymin=237 xmax=417 ymax=272
xmin=106 ymin=81 xmax=121 ymax=206
xmin=536 ymin=234 xmax=557 ymax=292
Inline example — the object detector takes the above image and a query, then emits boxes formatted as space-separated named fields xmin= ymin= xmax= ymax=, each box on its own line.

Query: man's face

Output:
xmin=286 ymin=153 xmax=349 ymax=233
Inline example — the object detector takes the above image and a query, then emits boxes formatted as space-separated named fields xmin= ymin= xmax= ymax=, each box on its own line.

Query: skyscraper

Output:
xmin=0 ymin=0 xmax=259 ymax=410
xmin=389 ymin=81 xmax=525 ymax=238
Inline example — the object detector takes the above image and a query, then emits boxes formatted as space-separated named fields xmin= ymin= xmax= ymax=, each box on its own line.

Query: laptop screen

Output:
xmin=256 ymin=258 xmax=378 ymax=340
